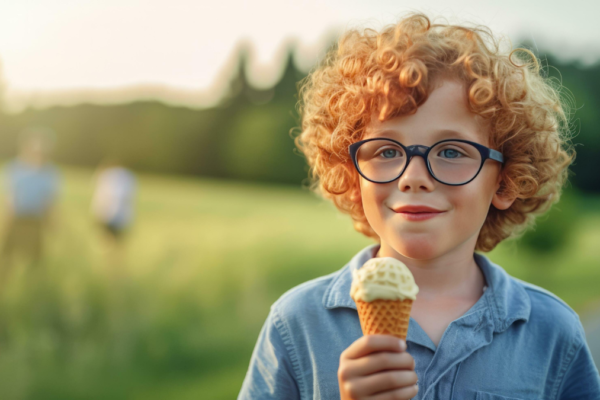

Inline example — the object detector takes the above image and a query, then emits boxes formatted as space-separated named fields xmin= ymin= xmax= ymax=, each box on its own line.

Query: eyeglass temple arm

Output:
xmin=489 ymin=149 xmax=504 ymax=163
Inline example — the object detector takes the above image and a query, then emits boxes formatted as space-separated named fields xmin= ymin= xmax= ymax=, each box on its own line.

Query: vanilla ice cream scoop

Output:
xmin=350 ymin=257 xmax=419 ymax=302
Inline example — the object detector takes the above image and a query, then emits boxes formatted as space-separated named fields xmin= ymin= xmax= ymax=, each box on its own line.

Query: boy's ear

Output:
xmin=491 ymin=173 xmax=516 ymax=210
xmin=492 ymin=190 xmax=515 ymax=210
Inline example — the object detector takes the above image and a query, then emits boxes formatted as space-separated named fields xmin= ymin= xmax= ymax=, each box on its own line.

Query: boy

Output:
xmin=238 ymin=13 xmax=600 ymax=399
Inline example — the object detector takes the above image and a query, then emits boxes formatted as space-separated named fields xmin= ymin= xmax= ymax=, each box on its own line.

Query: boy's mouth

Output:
xmin=391 ymin=205 xmax=446 ymax=221
xmin=394 ymin=210 xmax=446 ymax=221
xmin=391 ymin=205 xmax=444 ymax=213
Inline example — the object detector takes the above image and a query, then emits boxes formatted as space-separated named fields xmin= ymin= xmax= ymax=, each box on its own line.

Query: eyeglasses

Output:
xmin=348 ymin=138 xmax=504 ymax=186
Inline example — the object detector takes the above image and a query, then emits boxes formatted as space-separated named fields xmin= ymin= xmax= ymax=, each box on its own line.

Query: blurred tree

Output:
xmin=217 ymin=46 xmax=307 ymax=184
xmin=516 ymin=42 xmax=600 ymax=194
xmin=544 ymin=55 xmax=600 ymax=194
xmin=516 ymin=189 xmax=579 ymax=253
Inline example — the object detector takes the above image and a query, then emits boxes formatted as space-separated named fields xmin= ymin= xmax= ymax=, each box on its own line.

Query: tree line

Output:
xmin=0 ymin=46 xmax=598 ymax=193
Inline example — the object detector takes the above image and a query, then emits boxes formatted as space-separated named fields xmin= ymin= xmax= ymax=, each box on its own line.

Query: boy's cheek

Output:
xmin=357 ymin=183 xmax=380 ymax=209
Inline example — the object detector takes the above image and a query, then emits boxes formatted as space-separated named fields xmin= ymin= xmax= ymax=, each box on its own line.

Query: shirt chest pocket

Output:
xmin=476 ymin=392 xmax=528 ymax=400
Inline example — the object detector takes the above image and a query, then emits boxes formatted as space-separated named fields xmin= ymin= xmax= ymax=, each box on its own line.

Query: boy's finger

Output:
xmin=364 ymin=384 xmax=419 ymax=400
xmin=342 ymin=335 xmax=406 ymax=360
xmin=346 ymin=351 xmax=415 ymax=378
xmin=350 ymin=370 xmax=418 ymax=398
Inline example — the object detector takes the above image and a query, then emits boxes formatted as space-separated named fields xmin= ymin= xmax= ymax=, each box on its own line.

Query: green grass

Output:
xmin=0 ymin=165 xmax=598 ymax=399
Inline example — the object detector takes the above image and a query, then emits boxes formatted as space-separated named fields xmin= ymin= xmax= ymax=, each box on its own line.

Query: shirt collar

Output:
xmin=322 ymin=243 xmax=531 ymax=333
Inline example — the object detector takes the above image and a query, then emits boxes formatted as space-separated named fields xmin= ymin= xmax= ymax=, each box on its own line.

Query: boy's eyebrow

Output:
xmin=367 ymin=129 xmax=402 ymax=139
xmin=368 ymin=128 xmax=481 ymax=144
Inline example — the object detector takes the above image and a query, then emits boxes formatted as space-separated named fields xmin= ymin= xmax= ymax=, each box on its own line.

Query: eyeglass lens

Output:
xmin=356 ymin=139 xmax=482 ymax=184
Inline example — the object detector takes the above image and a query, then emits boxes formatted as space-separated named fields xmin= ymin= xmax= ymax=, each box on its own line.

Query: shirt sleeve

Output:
xmin=238 ymin=307 xmax=302 ymax=400
xmin=558 ymin=339 xmax=600 ymax=399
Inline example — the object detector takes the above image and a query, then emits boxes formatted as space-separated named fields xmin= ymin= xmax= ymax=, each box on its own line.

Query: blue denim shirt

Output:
xmin=238 ymin=244 xmax=600 ymax=399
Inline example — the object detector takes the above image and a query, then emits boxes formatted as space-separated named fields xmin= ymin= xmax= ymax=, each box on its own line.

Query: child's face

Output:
xmin=359 ymin=79 xmax=514 ymax=260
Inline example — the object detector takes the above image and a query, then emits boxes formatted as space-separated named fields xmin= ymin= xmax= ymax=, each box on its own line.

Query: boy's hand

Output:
xmin=338 ymin=335 xmax=418 ymax=400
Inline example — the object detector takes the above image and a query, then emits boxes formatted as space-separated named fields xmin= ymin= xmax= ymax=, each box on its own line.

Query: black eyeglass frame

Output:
xmin=348 ymin=138 xmax=504 ymax=186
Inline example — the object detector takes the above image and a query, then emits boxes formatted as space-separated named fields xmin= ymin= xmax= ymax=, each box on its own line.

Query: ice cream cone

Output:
xmin=355 ymin=298 xmax=413 ymax=340
xmin=350 ymin=257 xmax=418 ymax=340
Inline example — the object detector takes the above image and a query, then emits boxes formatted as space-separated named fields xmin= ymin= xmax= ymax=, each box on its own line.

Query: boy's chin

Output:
xmin=389 ymin=235 xmax=442 ymax=260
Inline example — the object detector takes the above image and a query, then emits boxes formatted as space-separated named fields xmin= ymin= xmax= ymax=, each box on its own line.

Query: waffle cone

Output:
xmin=355 ymin=298 xmax=413 ymax=340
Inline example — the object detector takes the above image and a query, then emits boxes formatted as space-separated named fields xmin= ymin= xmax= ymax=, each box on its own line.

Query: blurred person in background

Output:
xmin=91 ymin=158 xmax=136 ymax=273
xmin=0 ymin=126 xmax=60 ymax=277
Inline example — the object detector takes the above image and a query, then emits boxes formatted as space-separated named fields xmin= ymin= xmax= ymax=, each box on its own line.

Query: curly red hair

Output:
xmin=293 ymin=13 xmax=575 ymax=252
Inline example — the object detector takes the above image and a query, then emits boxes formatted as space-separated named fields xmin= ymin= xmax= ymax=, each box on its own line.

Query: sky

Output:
xmin=0 ymin=0 xmax=598 ymax=111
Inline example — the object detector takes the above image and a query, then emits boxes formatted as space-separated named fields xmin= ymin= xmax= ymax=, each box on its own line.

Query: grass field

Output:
xmin=0 ymin=165 xmax=598 ymax=399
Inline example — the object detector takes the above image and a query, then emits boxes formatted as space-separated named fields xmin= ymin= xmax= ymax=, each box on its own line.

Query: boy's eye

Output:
xmin=376 ymin=148 xmax=403 ymax=159
xmin=438 ymin=148 xmax=464 ymax=159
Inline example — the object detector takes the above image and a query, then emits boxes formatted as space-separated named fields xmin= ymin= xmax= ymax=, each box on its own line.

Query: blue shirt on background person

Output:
xmin=238 ymin=243 xmax=600 ymax=400
xmin=5 ymin=159 xmax=60 ymax=218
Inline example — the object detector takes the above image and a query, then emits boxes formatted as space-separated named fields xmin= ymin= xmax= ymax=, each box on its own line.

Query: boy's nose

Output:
xmin=397 ymin=155 xmax=435 ymax=192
